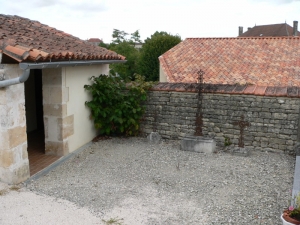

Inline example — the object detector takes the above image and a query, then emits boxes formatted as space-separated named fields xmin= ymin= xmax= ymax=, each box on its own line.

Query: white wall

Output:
xmin=159 ymin=64 xmax=167 ymax=82
xmin=65 ymin=65 xmax=109 ymax=152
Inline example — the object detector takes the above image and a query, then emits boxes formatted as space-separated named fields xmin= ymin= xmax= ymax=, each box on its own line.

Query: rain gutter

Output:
xmin=0 ymin=60 xmax=126 ymax=88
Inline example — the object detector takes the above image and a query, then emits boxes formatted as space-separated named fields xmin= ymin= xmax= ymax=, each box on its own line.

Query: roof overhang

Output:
xmin=0 ymin=59 xmax=127 ymax=88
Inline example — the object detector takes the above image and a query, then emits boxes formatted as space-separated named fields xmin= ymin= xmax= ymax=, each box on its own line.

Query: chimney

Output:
xmin=239 ymin=26 xmax=243 ymax=36
xmin=293 ymin=21 xmax=298 ymax=36
xmin=248 ymin=27 xmax=251 ymax=31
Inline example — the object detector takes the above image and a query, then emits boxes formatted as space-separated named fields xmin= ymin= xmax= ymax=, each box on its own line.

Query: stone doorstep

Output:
xmin=292 ymin=156 xmax=300 ymax=205
xmin=180 ymin=136 xmax=216 ymax=153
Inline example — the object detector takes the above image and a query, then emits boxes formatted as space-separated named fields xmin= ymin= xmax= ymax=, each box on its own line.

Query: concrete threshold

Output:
xmin=24 ymin=141 xmax=93 ymax=185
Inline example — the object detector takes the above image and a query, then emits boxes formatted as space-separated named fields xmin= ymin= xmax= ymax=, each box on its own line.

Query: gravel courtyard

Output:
xmin=26 ymin=137 xmax=295 ymax=225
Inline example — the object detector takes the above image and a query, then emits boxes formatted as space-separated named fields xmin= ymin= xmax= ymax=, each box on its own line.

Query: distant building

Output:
xmin=87 ymin=38 xmax=103 ymax=46
xmin=134 ymin=42 xmax=143 ymax=49
xmin=238 ymin=21 xmax=299 ymax=37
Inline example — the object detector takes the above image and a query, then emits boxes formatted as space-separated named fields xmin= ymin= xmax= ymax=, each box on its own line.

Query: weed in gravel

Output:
xmin=0 ymin=189 xmax=8 ymax=196
xmin=9 ymin=185 xmax=21 ymax=191
xmin=102 ymin=217 xmax=124 ymax=225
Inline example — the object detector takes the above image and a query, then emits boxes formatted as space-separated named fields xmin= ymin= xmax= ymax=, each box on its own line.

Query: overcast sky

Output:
xmin=1 ymin=0 xmax=300 ymax=43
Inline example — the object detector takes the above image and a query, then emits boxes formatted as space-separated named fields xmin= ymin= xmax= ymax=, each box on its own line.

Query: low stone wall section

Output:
xmin=142 ymin=90 xmax=300 ymax=154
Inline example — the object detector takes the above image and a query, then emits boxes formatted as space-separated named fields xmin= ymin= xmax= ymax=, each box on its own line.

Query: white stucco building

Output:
xmin=0 ymin=14 xmax=125 ymax=184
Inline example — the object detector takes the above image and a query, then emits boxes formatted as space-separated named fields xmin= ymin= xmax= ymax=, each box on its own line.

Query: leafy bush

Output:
xmin=84 ymin=74 xmax=155 ymax=136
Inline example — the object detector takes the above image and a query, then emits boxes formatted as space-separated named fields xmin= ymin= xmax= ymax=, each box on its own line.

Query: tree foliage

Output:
xmin=109 ymin=41 xmax=139 ymax=80
xmin=107 ymin=29 xmax=142 ymax=80
xmin=84 ymin=74 xmax=155 ymax=136
xmin=138 ymin=32 xmax=181 ymax=81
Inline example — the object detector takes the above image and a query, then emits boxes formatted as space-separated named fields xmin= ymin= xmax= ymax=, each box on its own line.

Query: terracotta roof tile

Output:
xmin=160 ymin=37 xmax=300 ymax=87
xmin=275 ymin=86 xmax=288 ymax=97
xmin=254 ymin=86 xmax=267 ymax=96
xmin=287 ymin=86 xmax=298 ymax=97
xmin=243 ymin=85 xmax=256 ymax=95
xmin=0 ymin=14 xmax=124 ymax=62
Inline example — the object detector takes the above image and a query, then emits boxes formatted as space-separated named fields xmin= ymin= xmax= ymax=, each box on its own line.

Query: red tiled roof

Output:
xmin=151 ymin=83 xmax=300 ymax=98
xmin=239 ymin=23 xmax=299 ymax=37
xmin=0 ymin=14 xmax=124 ymax=62
xmin=159 ymin=37 xmax=300 ymax=86
xmin=87 ymin=38 xmax=102 ymax=43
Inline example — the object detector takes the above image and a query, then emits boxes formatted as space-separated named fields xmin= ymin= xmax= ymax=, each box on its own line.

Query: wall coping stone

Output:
xmin=150 ymin=83 xmax=300 ymax=98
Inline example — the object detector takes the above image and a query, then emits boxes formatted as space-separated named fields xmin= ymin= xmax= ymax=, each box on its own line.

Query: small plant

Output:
xmin=9 ymin=185 xmax=21 ymax=191
xmin=283 ymin=192 xmax=300 ymax=224
xmin=224 ymin=136 xmax=232 ymax=147
xmin=102 ymin=217 xmax=124 ymax=225
xmin=0 ymin=189 xmax=7 ymax=196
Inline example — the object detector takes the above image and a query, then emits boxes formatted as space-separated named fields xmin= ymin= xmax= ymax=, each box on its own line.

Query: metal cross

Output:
xmin=194 ymin=69 xmax=205 ymax=136
xmin=233 ymin=114 xmax=250 ymax=148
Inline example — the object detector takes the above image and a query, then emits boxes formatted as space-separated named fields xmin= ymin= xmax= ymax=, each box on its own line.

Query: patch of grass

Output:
xmin=102 ymin=217 xmax=124 ymax=225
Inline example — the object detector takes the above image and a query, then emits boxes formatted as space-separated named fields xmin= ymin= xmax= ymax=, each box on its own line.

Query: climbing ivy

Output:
xmin=84 ymin=74 xmax=155 ymax=136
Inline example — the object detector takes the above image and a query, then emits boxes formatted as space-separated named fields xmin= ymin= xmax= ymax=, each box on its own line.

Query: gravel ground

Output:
xmin=25 ymin=137 xmax=294 ymax=225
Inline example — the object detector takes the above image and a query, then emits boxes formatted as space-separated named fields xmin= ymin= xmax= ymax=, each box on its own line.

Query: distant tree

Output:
xmin=109 ymin=41 xmax=139 ymax=80
xmin=131 ymin=30 xmax=142 ymax=43
xmin=108 ymin=29 xmax=142 ymax=80
xmin=99 ymin=42 xmax=109 ymax=48
xmin=112 ymin=29 xmax=129 ymax=44
xmin=138 ymin=32 xmax=181 ymax=81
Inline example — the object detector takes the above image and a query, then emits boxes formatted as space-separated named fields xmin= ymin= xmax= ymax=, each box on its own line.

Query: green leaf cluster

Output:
xmin=84 ymin=74 xmax=155 ymax=136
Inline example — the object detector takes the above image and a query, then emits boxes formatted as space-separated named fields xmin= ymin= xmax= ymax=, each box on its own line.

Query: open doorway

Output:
xmin=25 ymin=69 xmax=60 ymax=176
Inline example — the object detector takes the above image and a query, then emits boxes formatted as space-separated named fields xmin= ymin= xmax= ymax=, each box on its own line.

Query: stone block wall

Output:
xmin=43 ymin=68 xmax=74 ymax=156
xmin=142 ymin=90 xmax=300 ymax=154
xmin=0 ymin=64 xmax=30 ymax=184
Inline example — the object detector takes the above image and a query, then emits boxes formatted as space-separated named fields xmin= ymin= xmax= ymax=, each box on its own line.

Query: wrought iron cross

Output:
xmin=194 ymin=70 xmax=205 ymax=136
xmin=233 ymin=114 xmax=250 ymax=148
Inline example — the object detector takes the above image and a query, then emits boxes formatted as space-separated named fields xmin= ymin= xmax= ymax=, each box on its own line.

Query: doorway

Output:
xmin=25 ymin=69 xmax=60 ymax=176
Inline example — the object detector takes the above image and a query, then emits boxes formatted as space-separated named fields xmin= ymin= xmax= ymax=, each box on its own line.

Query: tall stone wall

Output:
xmin=142 ymin=91 xmax=300 ymax=154
xmin=0 ymin=64 xmax=30 ymax=184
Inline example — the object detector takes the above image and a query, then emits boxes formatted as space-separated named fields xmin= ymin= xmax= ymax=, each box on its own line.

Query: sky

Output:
xmin=1 ymin=0 xmax=300 ymax=43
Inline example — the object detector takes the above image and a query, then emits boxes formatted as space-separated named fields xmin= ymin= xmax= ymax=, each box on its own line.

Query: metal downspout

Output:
xmin=0 ymin=69 xmax=30 ymax=88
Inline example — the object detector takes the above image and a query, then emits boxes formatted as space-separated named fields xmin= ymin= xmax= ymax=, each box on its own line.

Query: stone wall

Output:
xmin=142 ymin=90 xmax=300 ymax=154
xmin=0 ymin=64 xmax=30 ymax=184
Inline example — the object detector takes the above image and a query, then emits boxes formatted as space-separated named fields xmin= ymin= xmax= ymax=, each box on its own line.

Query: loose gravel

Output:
xmin=26 ymin=137 xmax=295 ymax=225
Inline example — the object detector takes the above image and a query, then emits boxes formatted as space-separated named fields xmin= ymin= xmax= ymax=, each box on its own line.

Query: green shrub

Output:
xmin=84 ymin=74 xmax=155 ymax=136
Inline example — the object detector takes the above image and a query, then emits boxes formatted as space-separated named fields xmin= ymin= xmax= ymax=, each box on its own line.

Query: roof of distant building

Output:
xmin=87 ymin=38 xmax=102 ymax=43
xmin=239 ymin=23 xmax=299 ymax=37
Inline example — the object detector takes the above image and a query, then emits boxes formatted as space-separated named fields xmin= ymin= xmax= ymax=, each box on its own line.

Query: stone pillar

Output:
xmin=0 ymin=64 xmax=30 ymax=184
xmin=42 ymin=68 xmax=73 ymax=156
